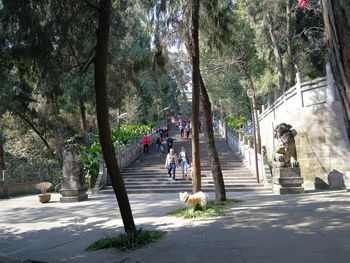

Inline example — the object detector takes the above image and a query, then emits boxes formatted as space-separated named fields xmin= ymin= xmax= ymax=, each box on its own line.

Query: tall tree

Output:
xmin=266 ymin=12 xmax=286 ymax=92
xmin=190 ymin=0 xmax=201 ymax=193
xmin=0 ymin=128 xmax=5 ymax=174
xmin=94 ymin=0 xmax=136 ymax=233
xmin=322 ymin=0 xmax=350 ymax=139
xmin=286 ymin=0 xmax=296 ymax=87
xmin=199 ymin=74 xmax=226 ymax=200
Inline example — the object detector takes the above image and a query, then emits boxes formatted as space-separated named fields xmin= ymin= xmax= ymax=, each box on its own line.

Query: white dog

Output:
xmin=179 ymin=191 xmax=209 ymax=213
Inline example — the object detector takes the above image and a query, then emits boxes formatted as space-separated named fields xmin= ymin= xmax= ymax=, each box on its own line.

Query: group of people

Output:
xmin=155 ymin=133 xmax=174 ymax=155
xmin=142 ymin=124 xmax=191 ymax=181
xmin=165 ymin=147 xmax=190 ymax=181
xmin=157 ymin=126 xmax=169 ymax=141
xmin=179 ymin=122 xmax=191 ymax=139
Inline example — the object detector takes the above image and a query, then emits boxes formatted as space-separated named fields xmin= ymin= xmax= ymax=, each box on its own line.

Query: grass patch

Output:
xmin=168 ymin=199 xmax=242 ymax=219
xmin=86 ymin=228 xmax=166 ymax=252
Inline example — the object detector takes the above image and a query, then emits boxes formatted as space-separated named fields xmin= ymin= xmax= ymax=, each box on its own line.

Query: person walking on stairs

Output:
xmin=178 ymin=147 xmax=190 ymax=179
xmin=166 ymin=136 xmax=174 ymax=152
xmin=185 ymin=123 xmax=191 ymax=139
xmin=143 ymin=135 xmax=150 ymax=154
xmin=155 ymin=135 xmax=163 ymax=155
xmin=165 ymin=148 xmax=178 ymax=181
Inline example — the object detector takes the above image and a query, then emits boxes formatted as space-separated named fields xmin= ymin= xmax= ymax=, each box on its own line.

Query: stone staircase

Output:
xmin=99 ymin=127 xmax=271 ymax=194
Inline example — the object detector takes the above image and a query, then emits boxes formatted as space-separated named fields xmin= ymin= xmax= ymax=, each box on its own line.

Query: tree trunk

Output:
xmin=199 ymin=74 xmax=226 ymax=201
xmin=94 ymin=0 xmax=136 ymax=233
xmin=267 ymin=14 xmax=286 ymax=92
xmin=13 ymin=110 xmax=54 ymax=157
xmin=286 ymin=0 xmax=295 ymax=87
xmin=322 ymin=0 xmax=350 ymax=140
xmin=49 ymin=96 xmax=63 ymax=163
xmin=0 ymin=139 xmax=5 ymax=172
xmin=79 ymin=97 xmax=89 ymax=146
xmin=190 ymin=0 xmax=201 ymax=193
xmin=244 ymin=70 xmax=261 ymax=153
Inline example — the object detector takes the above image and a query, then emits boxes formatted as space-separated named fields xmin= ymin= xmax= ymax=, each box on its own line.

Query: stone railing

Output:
xmin=216 ymin=120 xmax=272 ymax=187
xmin=257 ymin=65 xmax=350 ymax=189
xmin=219 ymin=64 xmax=350 ymax=190
xmin=0 ymin=169 xmax=43 ymax=198
xmin=93 ymin=128 xmax=158 ymax=193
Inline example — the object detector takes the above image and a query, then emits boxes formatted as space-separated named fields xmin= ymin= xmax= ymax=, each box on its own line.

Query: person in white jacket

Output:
xmin=165 ymin=148 xmax=179 ymax=181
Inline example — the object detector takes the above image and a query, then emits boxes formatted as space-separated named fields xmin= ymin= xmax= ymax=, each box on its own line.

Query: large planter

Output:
xmin=38 ymin=194 xmax=51 ymax=203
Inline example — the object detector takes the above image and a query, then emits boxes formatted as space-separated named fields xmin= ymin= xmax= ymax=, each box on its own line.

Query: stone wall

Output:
xmin=257 ymin=64 xmax=350 ymax=190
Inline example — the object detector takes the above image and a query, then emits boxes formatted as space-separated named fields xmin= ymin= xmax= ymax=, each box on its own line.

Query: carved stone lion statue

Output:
xmin=273 ymin=123 xmax=299 ymax=168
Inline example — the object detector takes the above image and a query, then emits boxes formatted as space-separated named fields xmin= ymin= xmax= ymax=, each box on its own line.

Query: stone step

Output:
xmin=122 ymin=164 xmax=246 ymax=171
xmin=123 ymin=180 xmax=259 ymax=186
xmin=100 ymin=185 xmax=269 ymax=194
xmin=96 ymin=125 xmax=270 ymax=195
xmin=121 ymin=171 xmax=254 ymax=177
xmin=122 ymin=177 xmax=257 ymax=182
xmin=122 ymin=167 xmax=251 ymax=172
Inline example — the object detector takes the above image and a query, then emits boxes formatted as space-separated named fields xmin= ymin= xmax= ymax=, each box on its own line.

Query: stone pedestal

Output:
xmin=60 ymin=145 xmax=88 ymax=203
xmin=273 ymin=167 xmax=304 ymax=195
xmin=328 ymin=170 xmax=346 ymax=190
xmin=60 ymin=181 xmax=88 ymax=203
xmin=344 ymin=172 xmax=350 ymax=191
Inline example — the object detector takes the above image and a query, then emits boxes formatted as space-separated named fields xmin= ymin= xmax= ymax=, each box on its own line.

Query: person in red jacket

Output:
xmin=143 ymin=135 xmax=150 ymax=154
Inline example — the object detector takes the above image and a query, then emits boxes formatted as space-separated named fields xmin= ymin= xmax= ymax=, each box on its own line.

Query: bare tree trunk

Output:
xmin=267 ymin=14 xmax=286 ymax=92
xmin=94 ymin=0 xmax=136 ymax=233
xmin=286 ymin=0 xmax=295 ymax=87
xmin=244 ymin=70 xmax=261 ymax=153
xmin=13 ymin=110 xmax=54 ymax=157
xmin=322 ymin=0 xmax=350 ymax=140
xmin=0 ymin=136 xmax=5 ymax=172
xmin=199 ymin=74 xmax=226 ymax=201
xmin=50 ymin=97 xmax=64 ymax=163
xmin=190 ymin=0 xmax=201 ymax=193
xmin=79 ymin=97 xmax=89 ymax=146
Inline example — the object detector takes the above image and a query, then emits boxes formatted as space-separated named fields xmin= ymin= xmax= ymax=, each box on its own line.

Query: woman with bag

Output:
xmin=178 ymin=147 xmax=190 ymax=179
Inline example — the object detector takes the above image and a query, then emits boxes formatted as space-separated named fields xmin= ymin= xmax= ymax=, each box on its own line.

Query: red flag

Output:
xmin=298 ymin=0 xmax=308 ymax=9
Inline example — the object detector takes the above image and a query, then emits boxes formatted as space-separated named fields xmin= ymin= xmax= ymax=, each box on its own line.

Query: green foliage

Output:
xmin=168 ymin=199 xmax=241 ymax=219
xmin=224 ymin=115 xmax=246 ymax=132
xmin=86 ymin=228 xmax=165 ymax=252
xmin=80 ymin=143 xmax=102 ymax=189
xmin=244 ymin=135 xmax=253 ymax=145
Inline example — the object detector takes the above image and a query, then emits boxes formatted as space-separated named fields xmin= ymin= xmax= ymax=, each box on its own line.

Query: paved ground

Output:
xmin=1 ymin=190 xmax=350 ymax=263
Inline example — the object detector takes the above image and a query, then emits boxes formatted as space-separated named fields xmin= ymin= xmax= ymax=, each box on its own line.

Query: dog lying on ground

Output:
xmin=179 ymin=191 xmax=209 ymax=213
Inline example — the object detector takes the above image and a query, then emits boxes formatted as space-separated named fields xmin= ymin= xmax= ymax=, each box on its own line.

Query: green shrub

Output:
xmin=80 ymin=143 xmax=102 ymax=189
xmin=224 ymin=115 xmax=246 ymax=132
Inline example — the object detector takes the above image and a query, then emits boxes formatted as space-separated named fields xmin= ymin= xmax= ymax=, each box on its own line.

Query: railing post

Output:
xmin=296 ymin=71 xmax=303 ymax=109
xmin=326 ymin=63 xmax=336 ymax=103
xmin=2 ymin=170 xmax=9 ymax=198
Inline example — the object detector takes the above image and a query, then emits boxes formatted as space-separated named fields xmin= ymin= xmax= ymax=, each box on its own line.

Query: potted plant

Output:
xmin=35 ymin=182 xmax=53 ymax=203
